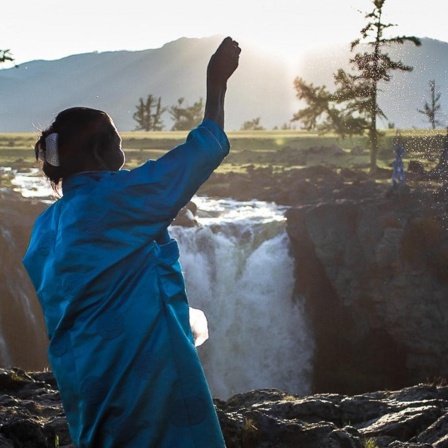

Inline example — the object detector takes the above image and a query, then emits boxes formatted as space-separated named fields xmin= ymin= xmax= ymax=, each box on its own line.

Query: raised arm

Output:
xmin=204 ymin=37 xmax=241 ymax=129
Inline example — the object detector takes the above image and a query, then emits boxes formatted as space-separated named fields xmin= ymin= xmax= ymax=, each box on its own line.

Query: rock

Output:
xmin=286 ymin=190 xmax=448 ymax=394
xmin=407 ymin=160 xmax=425 ymax=175
xmin=0 ymin=435 xmax=13 ymax=448
xmin=0 ymin=368 xmax=73 ymax=447
xmin=1 ymin=369 xmax=448 ymax=448
xmin=172 ymin=201 xmax=199 ymax=227
xmin=308 ymin=144 xmax=345 ymax=156
xmin=414 ymin=412 xmax=448 ymax=445
xmin=199 ymin=163 xmax=385 ymax=206
xmin=350 ymin=146 xmax=368 ymax=155
xmin=359 ymin=405 xmax=443 ymax=440
xmin=340 ymin=167 xmax=368 ymax=179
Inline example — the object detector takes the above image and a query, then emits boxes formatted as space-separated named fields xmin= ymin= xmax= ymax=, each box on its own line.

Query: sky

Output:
xmin=2 ymin=0 xmax=448 ymax=68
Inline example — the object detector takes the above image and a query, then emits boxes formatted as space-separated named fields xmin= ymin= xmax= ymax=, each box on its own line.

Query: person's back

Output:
xmin=23 ymin=37 xmax=241 ymax=448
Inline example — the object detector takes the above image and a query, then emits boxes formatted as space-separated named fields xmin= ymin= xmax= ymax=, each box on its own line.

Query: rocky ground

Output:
xmin=1 ymin=367 xmax=448 ymax=448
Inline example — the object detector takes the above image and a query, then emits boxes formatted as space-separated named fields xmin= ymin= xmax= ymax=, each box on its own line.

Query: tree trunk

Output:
xmin=369 ymin=87 xmax=378 ymax=174
xmin=369 ymin=129 xmax=378 ymax=174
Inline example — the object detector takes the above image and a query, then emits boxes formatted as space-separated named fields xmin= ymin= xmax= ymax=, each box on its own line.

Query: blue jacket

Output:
xmin=23 ymin=120 xmax=229 ymax=447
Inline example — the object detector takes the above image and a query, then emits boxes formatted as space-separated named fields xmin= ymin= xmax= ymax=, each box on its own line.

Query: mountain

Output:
xmin=0 ymin=36 xmax=296 ymax=132
xmin=0 ymin=36 xmax=447 ymax=132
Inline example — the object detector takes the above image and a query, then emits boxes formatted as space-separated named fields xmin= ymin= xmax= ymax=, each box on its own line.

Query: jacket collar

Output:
xmin=62 ymin=171 xmax=110 ymax=195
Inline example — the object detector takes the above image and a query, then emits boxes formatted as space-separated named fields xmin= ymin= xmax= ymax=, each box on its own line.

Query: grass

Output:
xmin=363 ymin=438 xmax=380 ymax=448
xmin=242 ymin=417 xmax=258 ymax=433
xmin=0 ymin=129 xmax=446 ymax=175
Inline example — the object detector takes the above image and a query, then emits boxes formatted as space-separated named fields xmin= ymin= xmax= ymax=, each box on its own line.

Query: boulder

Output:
xmin=1 ymin=368 xmax=448 ymax=448
xmin=286 ymin=188 xmax=448 ymax=394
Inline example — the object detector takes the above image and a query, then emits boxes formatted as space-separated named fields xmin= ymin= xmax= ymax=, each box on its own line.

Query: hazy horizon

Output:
xmin=2 ymin=0 xmax=448 ymax=68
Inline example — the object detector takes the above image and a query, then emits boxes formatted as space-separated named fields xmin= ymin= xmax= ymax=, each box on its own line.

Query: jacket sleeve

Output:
xmin=110 ymin=120 xmax=230 ymax=224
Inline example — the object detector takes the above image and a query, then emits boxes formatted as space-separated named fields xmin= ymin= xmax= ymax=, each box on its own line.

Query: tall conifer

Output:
xmin=293 ymin=0 xmax=421 ymax=173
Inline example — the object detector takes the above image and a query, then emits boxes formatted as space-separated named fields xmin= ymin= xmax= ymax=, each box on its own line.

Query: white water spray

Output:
xmin=171 ymin=198 xmax=315 ymax=399
xmin=10 ymin=168 xmax=53 ymax=198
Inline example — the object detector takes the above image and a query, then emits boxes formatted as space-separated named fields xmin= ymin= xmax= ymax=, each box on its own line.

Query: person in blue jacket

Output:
xmin=23 ymin=37 xmax=241 ymax=448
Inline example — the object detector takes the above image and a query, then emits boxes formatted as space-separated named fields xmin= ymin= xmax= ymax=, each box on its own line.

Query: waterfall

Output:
xmin=4 ymin=171 xmax=315 ymax=397
xmin=171 ymin=198 xmax=315 ymax=399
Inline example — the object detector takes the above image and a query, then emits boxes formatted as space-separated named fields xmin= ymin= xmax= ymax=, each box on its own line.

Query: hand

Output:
xmin=204 ymin=37 xmax=240 ymax=128
xmin=207 ymin=37 xmax=241 ymax=86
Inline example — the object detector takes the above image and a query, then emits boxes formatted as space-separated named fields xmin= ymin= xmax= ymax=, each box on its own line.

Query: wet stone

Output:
xmin=0 ymin=368 xmax=448 ymax=447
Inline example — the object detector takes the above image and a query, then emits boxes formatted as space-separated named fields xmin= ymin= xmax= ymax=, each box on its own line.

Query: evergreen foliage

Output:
xmin=240 ymin=117 xmax=265 ymax=131
xmin=417 ymin=80 xmax=443 ymax=130
xmin=169 ymin=97 xmax=204 ymax=131
xmin=132 ymin=95 xmax=165 ymax=131
xmin=292 ymin=0 xmax=421 ymax=172
xmin=0 ymin=49 xmax=13 ymax=64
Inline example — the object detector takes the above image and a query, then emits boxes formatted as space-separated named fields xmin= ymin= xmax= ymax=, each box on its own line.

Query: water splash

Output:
xmin=10 ymin=168 xmax=54 ymax=199
xmin=171 ymin=199 xmax=315 ymax=399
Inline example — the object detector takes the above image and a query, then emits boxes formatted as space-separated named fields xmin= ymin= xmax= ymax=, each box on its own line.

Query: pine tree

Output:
xmin=0 ymin=49 xmax=13 ymax=64
xmin=169 ymin=98 xmax=204 ymax=131
xmin=292 ymin=78 xmax=367 ymax=138
xmin=152 ymin=97 xmax=165 ymax=131
xmin=418 ymin=80 xmax=443 ymax=130
xmin=292 ymin=0 xmax=421 ymax=173
xmin=133 ymin=95 xmax=165 ymax=131
xmin=240 ymin=117 xmax=265 ymax=130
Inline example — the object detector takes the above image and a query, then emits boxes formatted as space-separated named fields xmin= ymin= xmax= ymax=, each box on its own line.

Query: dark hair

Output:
xmin=35 ymin=107 xmax=122 ymax=189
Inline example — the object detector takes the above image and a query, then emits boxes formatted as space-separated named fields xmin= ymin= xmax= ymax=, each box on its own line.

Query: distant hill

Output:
xmin=0 ymin=36 xmax=447 ymax=132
